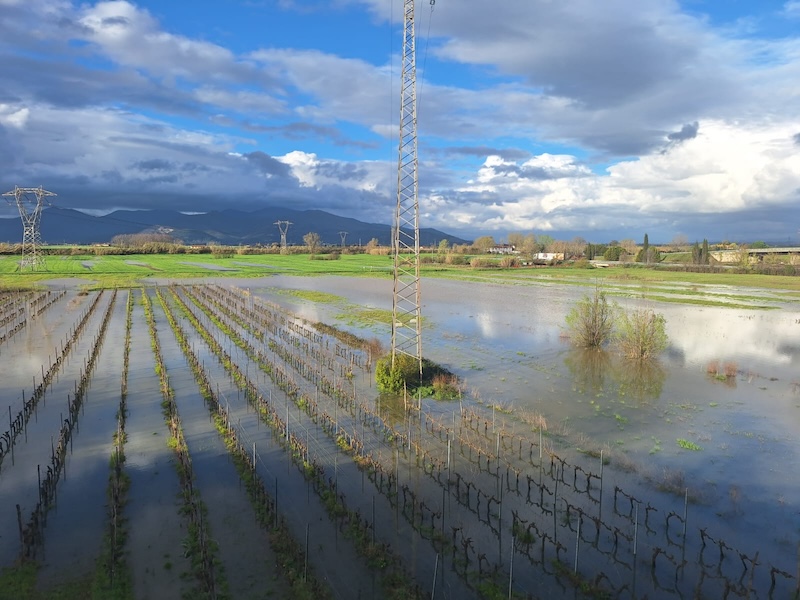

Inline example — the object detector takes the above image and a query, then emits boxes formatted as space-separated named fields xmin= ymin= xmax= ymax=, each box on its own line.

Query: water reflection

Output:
xmin=565 ymin=349 xmax=666 ymax=403
xmin=612 ymin=358 xmax=666 ymax=403
xmin=564 ymin=348 xmax=610 ymax=395
xmin=662 ymin=307 xmax=800 ymax=368
xmin=376 ymin=392 xmax=411 ymax=427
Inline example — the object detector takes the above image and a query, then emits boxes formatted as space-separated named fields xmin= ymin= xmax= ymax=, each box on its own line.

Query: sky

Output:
xmin=1 ymin=0 xmax=799 ymax=244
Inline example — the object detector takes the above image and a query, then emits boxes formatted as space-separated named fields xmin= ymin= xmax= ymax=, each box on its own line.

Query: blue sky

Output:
xmin=1 ymin=0 xmax=799 ymax=243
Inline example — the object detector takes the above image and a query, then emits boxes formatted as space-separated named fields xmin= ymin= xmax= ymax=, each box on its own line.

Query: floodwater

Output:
xmin=212 ymin=274 xmax=800 ymax=596
xmin=1 ymin=274 xmax=798 ymax=599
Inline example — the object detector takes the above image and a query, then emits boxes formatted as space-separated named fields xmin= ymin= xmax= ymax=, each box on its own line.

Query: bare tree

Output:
xmin=303 ymin=231 xmax=321 ymax=254
xmin=619 ymin=239 xmax=638 ymax=255
xmin=507 ymin=232 xmax=525 ymax=250
xmin=473 ymin=236 xmax=496 ymax=252
xmin=670 ymin=234 xmax=689 ymax=250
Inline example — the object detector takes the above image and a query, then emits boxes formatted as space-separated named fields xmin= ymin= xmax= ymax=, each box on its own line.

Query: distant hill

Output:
xmin=0 ymin=207 xmax=470 ymax=247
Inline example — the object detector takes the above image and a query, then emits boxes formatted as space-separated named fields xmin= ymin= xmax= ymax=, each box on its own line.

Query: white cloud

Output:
xmin=0 ymin=105 xmax=30 ymax=128
xmin=78 ymin=2 xmax=237 ymax=80
xmin=784 ymin=1 xmax=800 ymax=19
xmin=1 ymin=0 xmax=799 ymax=240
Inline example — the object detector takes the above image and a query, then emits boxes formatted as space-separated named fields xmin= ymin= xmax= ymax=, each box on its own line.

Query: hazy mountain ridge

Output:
xmin=0 ymin=207 xmax=470 ymax=246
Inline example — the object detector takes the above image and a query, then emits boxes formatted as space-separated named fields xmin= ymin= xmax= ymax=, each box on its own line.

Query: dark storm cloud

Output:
xmin=134 ymin=159 xmax=175 ymax=172
xmin=244 ymin=151 xmax=293 ymax=178
xmin=181 ymin=162 xmax=211 ymax=173
xmin=234 ymin=120 xmax=376 ymax=150
xmin=141 ymin=174 xmax=179 ymax=185
xmin=0 ymin=53 xmax=204 ymax=117
xmin=668 ymin=122 xmax=700 ymax=142
xmin=486 ymin=162 xmax=590 ymax=181
xmin=0 ymin=124 xmax=22 ymax=170
xmin=314 ymin=162 xmax=367 ymax=182
xmin=101 ymin=16 xmax=131 ymax=27
xmin=441 ymin=146 xmax=529 ymax=161
xmin=577 ymin=129 xmax=670 ymax=158
xmin=438 ymin=2 xmax=710 ymax=109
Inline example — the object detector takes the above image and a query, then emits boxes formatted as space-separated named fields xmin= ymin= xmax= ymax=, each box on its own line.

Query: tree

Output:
xmin=701 ymin=239 xmax=710 ymax=264
xmin=365 ymin=238 xmax=380 ymax=252
xmin=670 ymin=234 xmax=689 ymax=249
xmin=641 ymin=233 xmax=650 ymax=263
xmin=303 ymin=232 xmax=321 ymax=253
xmin=550 ymin=240 xmax=569 ymax=256
xmin=737 ymin=244 xmax=750 ymax=268
xmin=438 ymin=239 xmax=450 ymax=254
xmin=692 ymin=241 xmax=702 ymax=264
xmin=603 ymin=246 xmax=625 ymax=261
xmin=537 ymin=234 xmax=555 ymax=253
xmin=615 ymin=309 xmax=668 ymax=359
xmin=520 ymin=234 xmax=537 ymax=257
xmin=507 ymin=232 xmax=525 ymax=250
xmin=619 ymin=239 xmax=638 ymax=255
xmin=569 ymin=237 xmax=587 ymax=256
xmin=565 ymin=289 xmax=617 ymax=348
xmin=473 ymin=236 xmax=496 ymax=252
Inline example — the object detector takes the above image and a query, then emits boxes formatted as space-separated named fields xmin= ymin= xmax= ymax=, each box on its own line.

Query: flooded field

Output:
xmin=1 ymin=275 xmax=798 ymax=599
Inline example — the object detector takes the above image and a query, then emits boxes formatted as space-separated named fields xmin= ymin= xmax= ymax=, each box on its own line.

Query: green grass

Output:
xmin=676 ymin=438 xmax=703 ymax=451
xmin=1 ymin=252 xmax=798 ymax=306
xmin=276 ymin=289 xmax=344 ymax=303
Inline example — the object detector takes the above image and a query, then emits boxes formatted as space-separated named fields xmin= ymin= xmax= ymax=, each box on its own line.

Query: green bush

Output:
xmin=375 ymin=353 xmax=421 ymax=393
xmin=571 ymin=258 xmax=594 ymax=269
xmin=635 ymin=247 xmax=662 ymax=263
xmin=603 ymin=246 xmax=626 ymax=261
xmin=469 ymin=257 xmax=497 ymax=268
xmin=615 ymin=308 xmax=668 ymax=359
xmin=565 ymin=290 xmax=617 ymax=348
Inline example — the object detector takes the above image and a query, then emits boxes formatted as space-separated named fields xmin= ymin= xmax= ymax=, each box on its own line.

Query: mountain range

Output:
xmin=0 ymin=207 xmax=470 ymax=247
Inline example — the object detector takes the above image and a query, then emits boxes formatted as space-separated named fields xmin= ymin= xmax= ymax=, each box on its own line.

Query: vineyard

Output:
xmin=0 ymin=283 xmax=797 ymax=599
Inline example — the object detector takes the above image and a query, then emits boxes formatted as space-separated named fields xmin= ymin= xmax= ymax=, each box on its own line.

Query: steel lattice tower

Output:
xmin=391 ymin=0 xmax=422 ymax=372
xmin=2 ymin=186 xmax=57 ymax=271
xmin=274 ymin=220 xmax=292 ymax=254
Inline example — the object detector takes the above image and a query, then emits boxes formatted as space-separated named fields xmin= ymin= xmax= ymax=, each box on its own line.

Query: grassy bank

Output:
xmin=0 ymin=254 xmax=798 ymax=306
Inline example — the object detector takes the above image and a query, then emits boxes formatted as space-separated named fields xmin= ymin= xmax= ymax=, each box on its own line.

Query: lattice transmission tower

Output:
xmin=339 ymin=231 xmax=348 ymax=247
xmin=391 ymin=0 xmax=429 ymax=372
xmin=2 ymin=186 xmax=57 ymax=271
xmin=274 ymin=220 xmax=292 ymax=254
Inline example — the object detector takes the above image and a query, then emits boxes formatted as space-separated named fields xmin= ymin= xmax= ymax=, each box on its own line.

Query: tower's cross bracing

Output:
xmin=2 ymin=186 xmax=57 ymax=271
xmin=391 ymin=0 xmax=422 ymax=372
xmin=274 ymin=220 xmax=292 ymax=253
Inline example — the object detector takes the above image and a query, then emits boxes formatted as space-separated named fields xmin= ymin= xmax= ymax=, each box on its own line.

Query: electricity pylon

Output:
xmin=339 ymin=231 xmax=348 ymax=247
xmin=274 ymin=220 xmax=292 ymax=254
xmin=391 ymin=0 xmax=423 ymax=373
xmin=2 ymin=186 xmax=57 ymax=271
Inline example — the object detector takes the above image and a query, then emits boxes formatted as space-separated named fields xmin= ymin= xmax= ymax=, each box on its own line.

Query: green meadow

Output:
xmin=0 ymin=252 xmax=797 ymax=308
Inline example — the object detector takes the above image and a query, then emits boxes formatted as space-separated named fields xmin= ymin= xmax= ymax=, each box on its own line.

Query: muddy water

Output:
xmin=3 ymin=276 xmax=796 ymax=598
xmin=36 ymin=291 xmax=129 ymax=587
xmin=220 ymin=274 xmax=800 ymax=593
xmin=0 ymin=291 xmax=111 ymax=566
xmin=170 ymin=287 xmax=391 ymax=599
xmin=153 ymin=294 xmax=286 ymax=599
xmin=123 ymin=292 xmax=192 ymax=599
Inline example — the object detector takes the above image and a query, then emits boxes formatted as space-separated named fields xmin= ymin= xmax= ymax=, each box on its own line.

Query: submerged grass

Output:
xmin=677 ymin=438 xmax=703 ymax=451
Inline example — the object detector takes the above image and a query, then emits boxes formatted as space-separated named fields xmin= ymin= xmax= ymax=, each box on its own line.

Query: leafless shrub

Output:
xmin=723 ymin=361 xmax=738 ymax=378
xmin=517 ymin=409 xmax=547 ymax=431
xmin=656 ymin=468 xmax=686 ymax=496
